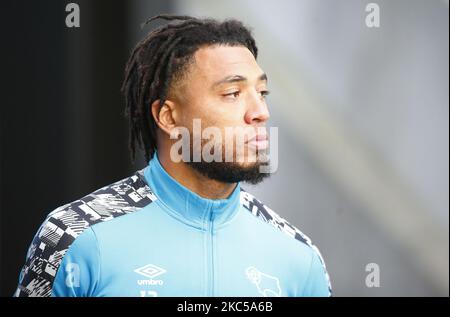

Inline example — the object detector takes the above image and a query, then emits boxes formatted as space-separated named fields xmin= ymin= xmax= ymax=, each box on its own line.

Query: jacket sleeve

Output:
xmin=51 ymin=227 xmax=100 ymax=297
xmin=301 ymin=250 xmax=332 ymax=297
xmin=13 ymin=212 xmax=99 ymax=297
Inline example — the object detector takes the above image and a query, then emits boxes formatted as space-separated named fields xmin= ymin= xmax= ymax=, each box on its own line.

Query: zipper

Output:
xmin=205 ymin=206 xmax=214 ymax=296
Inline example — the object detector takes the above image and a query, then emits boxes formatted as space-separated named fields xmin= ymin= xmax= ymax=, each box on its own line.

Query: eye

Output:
xmin=259 ymin=90 xmax=270 ymax=98
xmin=223 ymin=91 xmax=241 ymax=99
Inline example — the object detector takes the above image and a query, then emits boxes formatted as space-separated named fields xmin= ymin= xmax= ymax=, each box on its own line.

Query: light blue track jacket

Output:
xmin=14 ymin=153 xmax=332 ymax=297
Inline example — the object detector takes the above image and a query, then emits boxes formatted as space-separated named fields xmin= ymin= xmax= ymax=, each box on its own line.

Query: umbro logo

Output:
xmin=134 ymin=264 xmax=167 ymax=279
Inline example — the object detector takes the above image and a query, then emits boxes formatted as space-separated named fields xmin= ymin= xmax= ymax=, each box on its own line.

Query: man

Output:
xmin=14 ymin=14 xmax=332 ymax=297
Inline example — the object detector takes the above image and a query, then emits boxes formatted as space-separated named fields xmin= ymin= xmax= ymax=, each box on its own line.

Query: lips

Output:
xmin=254 ymin=134 xmax=268 ymax=142
xmin=247 ymin=134 xmax=269 ymax=150
xmin=247 ymin=133 xmax=268 ymax=142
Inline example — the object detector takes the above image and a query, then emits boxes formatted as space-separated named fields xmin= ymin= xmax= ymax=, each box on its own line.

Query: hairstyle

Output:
xmin=121 ymin=14 xmax=258 ymax=163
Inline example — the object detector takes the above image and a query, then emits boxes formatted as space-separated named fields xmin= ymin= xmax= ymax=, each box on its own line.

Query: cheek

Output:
xmin=180 ymin=93 xmax=247 ymax=134
xmin=212 ymin=100 xmax=247 ymax=128
xmin=185 ymin=96 xmax=210 ymax=119
xmin=177 ymin=99 xmax=207 ymax=130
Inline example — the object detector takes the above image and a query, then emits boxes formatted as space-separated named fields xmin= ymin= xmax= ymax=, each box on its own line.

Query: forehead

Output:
xmin=191 ymin=45 xmax=263 ymax=82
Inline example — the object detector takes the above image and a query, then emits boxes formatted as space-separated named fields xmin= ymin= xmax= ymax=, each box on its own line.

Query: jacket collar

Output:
xmin=143 ymin=153 xmax=241 ymax=230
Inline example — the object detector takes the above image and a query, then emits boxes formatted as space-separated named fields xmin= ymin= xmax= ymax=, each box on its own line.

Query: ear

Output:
xmin=150 ymin=99 xmax=178 ymax=135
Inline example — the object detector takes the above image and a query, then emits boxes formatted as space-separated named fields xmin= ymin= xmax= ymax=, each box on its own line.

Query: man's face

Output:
xmin=172 ymin=45 xmax=271 ymax=184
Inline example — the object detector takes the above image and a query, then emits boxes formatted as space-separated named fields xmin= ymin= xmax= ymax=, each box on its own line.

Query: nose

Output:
xmin=244 ymin=92 xmax=270 ymax=124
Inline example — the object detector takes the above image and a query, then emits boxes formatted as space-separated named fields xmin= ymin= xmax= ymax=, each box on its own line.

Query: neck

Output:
xmin=157 ymin=149 xmax=237 ymax=200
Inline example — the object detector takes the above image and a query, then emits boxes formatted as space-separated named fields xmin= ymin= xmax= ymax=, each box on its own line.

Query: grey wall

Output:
xmin=174 ymin=0 xmax=449 ymax=296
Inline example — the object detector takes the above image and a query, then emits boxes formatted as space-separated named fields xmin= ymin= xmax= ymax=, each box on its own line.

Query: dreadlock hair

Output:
xmin=121 ymin=14 xmax=259 ymax=164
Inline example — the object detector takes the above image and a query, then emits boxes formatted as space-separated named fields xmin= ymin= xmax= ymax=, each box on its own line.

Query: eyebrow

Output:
xmin=212 ymin=73 xmax=268 ymax=88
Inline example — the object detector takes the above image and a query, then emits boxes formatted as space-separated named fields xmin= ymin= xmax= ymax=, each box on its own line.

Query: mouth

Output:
xmin=246 ymin=134 xmax=269 ymax=150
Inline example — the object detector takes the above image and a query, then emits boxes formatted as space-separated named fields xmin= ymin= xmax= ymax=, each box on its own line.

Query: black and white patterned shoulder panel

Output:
xmin=14 ymin=169 xmax=156 ymax=297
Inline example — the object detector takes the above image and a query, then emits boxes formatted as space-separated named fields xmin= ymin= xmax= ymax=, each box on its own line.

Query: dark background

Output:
xmin=0 ymin=0 xmax=172 ymax=296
